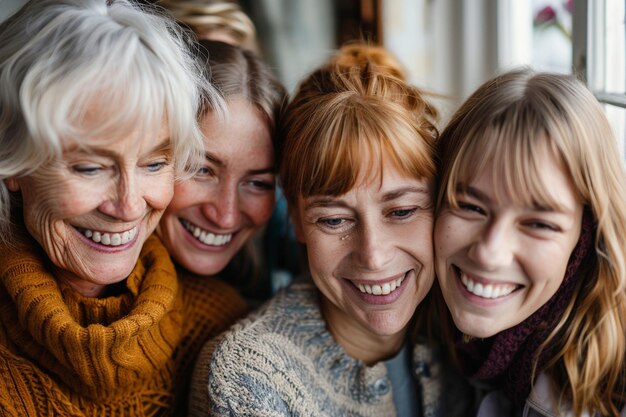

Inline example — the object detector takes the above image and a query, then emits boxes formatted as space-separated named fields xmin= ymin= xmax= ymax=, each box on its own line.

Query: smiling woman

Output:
xmin=434 ymin=69 xmax=626 ymax=416
xmin=158 ymin=40 xmax=285 ymax=293
xmin=0 ymin=1 xmax=247 ymax=416
xmin=189 ymin=44 xmax=474 ymax=417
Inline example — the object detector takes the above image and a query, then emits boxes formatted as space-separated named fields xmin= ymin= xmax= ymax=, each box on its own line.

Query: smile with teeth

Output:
xmin=459 ymin=270 xmax=518 ymax=299
xmin=181 ymin=219 xmax=233 ymax=247
xmin=80 ymin=226 xmax=137 ymax=246
xmin=355 ymin=275 xmax=406 ymax=296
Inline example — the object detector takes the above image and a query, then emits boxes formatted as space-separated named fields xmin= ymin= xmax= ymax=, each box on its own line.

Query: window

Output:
xmin=573 ymin=0 xmax=626 ymax=156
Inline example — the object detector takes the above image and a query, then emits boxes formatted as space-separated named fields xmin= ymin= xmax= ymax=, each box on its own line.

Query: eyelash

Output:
xmin=72 ymin=165 xmax=102 ymax=176
xmin=246 ymin=179 xmax=275 ymax=191
xmin=458 ymin=201 xmax=486 ymax=215
xmin=147 ymin=161 xmax=168 ymax=173
xmin=316 ymin=217 xmax=353 ymax=233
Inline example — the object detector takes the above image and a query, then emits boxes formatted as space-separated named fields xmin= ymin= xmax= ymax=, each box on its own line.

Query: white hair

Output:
xmin=0 ymin=0 xmax=224 ymax=242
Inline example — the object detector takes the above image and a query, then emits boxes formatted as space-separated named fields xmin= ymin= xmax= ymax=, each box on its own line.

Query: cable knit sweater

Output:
xmin=0 ymin=233 xmax=248 ymax=417
xmin=190 ymin=280 xmax=474 ymax=417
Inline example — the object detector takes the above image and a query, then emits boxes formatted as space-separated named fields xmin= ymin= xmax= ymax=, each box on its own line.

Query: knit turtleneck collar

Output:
xmin=0 ymin=232 xmax=184 ymax=400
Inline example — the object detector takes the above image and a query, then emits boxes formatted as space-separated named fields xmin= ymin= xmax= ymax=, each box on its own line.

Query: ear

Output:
xmin=4 ymin=177 xmax=20 ymax=192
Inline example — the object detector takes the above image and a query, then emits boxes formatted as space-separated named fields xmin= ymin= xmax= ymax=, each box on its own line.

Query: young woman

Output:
xmin=157 ymin=39 xmax=286 ymax=301
xmin=434 ymin=69 xmax=626 ymax=416
xmin=190 ymin=44 xmax=473 ymax=417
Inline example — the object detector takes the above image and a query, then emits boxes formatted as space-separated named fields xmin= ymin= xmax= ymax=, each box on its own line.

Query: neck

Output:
xmin=54 ymin=266 xmax=110 ymax=298
xmin=320 ymin=295 xmax=407 ymax=365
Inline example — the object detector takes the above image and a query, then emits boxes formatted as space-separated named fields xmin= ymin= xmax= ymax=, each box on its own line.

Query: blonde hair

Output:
xmin=197 ymin=39 xmax=285 ymax=135
xmin=0 ymin=0 xmax=222 ymax=243
xmin=437 ymin=68 xmax=626 ymax=416
xmin=279 ymin=43 xmax=439 ymax=209
xmin=159 ymin=0 xmax=258 ymax=53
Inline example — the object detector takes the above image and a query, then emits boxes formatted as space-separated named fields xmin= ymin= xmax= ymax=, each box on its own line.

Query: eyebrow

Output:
xmin=304 ymin=186 xmax=430 ymax=210
xmin=381 ymin=186 xmax=429 ymax=202
xmin=205 ymin=151 xmax=274 ymax=175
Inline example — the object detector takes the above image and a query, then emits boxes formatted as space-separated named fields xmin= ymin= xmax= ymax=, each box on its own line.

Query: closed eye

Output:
xmin=72 ymin=165 xmax=103 ymax=176
xmin=524 ymin=221 xmax=560 ymax=232
xmin=458 ymin=202 xmax=486 ymax=215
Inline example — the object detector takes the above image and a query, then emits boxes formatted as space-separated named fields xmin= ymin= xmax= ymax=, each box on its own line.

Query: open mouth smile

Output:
xmin=352 ymin=272 xmax=407 ymax=296
xmin=78 ymin=226 xmax=137 ymax=247
xmin=454 ymin=265 xmax=520 ymax=299
xmin=180 ymin=218 xmax=233 ymax=247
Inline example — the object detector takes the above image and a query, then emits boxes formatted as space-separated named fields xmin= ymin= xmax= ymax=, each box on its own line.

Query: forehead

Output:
xmin=61 ymin=118 xmax=171 ymax=155
xmin=466 ymin=150 xmax=580 ymax=210
xmin=302 ymin=161 xmax=431 ymax=206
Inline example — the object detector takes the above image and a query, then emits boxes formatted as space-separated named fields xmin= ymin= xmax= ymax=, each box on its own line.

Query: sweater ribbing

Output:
xmin=0 ymin=233 xmax=248 ymax=417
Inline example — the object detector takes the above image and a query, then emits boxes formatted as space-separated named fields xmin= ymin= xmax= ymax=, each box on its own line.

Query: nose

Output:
xmin=98 ymin=173 xmax=146 ymax=221
xmin=467 ymin=219 xmax=514 ymax=270
xmin=354 ymin=221 xmax=394 ymax=271
xmin=201 ymin=182 xmax=241 ymax=230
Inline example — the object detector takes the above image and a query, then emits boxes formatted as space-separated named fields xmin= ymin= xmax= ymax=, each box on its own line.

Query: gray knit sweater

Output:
xmin=189 ymin=280 xmax=473 ymax=417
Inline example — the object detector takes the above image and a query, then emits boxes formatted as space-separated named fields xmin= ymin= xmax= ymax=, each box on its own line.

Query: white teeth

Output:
xmin=80 ymin=226 xmax=137 ymax=247
xmin=181 ymin=219 xmax=232 ymax=247
xmin=356 ymin=276 xmax=405 ymax=296
xmin=459 ymin=271 xmax=516 ymax=299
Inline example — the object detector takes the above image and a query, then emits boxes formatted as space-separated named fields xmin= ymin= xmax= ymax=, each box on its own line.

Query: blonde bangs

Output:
xmin=445 ymin=105 xmax=571 ymax=211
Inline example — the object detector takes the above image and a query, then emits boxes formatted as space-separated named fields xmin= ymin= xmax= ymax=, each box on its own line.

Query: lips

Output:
xmin=454 ymin=265 xmax=519 ymax=299
xmin=180 ymin=218 xmax=233 ymax=247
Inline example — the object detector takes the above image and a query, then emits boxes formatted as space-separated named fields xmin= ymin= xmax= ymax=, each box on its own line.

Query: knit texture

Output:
xmin=0 ymin=232 xmax=248 ymax=417
xmin=190 ymin=279 xmax=473 ymax=417
xmin=456 ymin=208 xmax=595 ymax=406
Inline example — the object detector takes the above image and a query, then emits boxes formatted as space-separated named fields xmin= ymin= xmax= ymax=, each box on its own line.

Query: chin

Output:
xmin=453 ymin=315 xmax=499 ymax=339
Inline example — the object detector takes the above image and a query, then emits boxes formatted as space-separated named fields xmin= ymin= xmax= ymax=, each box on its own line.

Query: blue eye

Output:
xmin=147 ymin=161 xmax=168 ymax=172
xmin=323 ymin=218 xmax=344 ymax=227
xmin=195 ymin=166 xmax=215 ymax=177
xmin=390 ymin=208 xmax=417 ymax=219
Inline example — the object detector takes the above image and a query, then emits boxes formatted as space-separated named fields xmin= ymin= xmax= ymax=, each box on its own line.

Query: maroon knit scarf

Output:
xmin=455 ymin=208 xmax=595 ymax=406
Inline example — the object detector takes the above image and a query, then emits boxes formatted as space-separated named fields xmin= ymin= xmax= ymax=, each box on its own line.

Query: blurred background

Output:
xmin=1 ymin=0 xmax=623 ymax=148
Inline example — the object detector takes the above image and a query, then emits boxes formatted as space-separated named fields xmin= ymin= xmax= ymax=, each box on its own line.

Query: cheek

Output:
xmin=145 ymin=174 xmax=175 ymax=210
xmin=248 ymin=193 xmax=276 ymax=226
xmin=22 ymin=178 xmax=100 ymax=221
xmin=166 ymin=180 xmax=203 ymax=214
xmin=434 ymin=215 xmax=463 ymax=257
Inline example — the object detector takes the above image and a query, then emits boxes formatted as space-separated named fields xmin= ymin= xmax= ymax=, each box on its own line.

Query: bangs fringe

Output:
xmin=447 ymin=104 xmax=566 ymax=211
xmin=298 ymin=98 xmax=435 ymax=200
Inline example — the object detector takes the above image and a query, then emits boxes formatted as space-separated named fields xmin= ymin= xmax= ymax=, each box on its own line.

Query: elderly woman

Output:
xmin=190 ymin=44 xmax=473 ymax=417
xmin=0 ymin=0 xmax=246 ymax=415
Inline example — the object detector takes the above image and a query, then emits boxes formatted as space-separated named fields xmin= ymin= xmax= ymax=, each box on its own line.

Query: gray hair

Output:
xmin=0 ymin=0 xmax=223 ymax=242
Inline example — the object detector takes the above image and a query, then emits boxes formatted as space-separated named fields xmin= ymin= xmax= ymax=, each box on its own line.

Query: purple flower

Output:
xmin=564 ymin=0 xmax=573 ymax=13
xmin=535 ymin=6 xmax=557 ymax=25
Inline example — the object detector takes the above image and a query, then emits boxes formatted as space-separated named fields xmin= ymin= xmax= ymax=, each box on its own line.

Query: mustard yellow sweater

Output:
xmin=0 ymin=233 xmax=248 ymax=417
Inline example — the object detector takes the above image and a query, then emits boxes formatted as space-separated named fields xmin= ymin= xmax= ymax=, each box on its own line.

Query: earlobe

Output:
xmin=4 ymin=178 xmax=20 ymax=192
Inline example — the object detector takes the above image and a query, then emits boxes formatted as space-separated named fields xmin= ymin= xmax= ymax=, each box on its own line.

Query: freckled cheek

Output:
xmin=247 ymin=193 xmax=276 ymax=227
xmin=167 ymin=180 xmax=204 ymax=214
